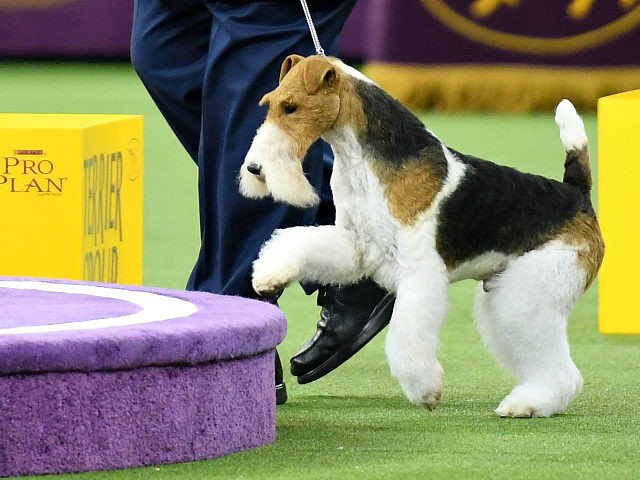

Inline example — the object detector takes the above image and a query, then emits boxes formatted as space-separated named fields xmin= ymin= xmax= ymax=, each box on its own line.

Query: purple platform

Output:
xmin=0 ymin=278 xmax=287 ymax=477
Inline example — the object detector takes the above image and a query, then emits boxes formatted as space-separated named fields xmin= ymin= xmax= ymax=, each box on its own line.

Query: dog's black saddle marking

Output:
xmin=436 ymin=152 xmax=594 ymax=268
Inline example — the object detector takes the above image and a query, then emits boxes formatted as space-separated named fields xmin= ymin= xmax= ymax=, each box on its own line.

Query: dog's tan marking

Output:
xmin=304 ymin=57 xmax=337 ymax=94
xmin=259 ymin=56 xmax=370 ymax=161
xmin=261 ymin=56 xmax=341 ymax=160
xmin=333 ymin=70 xmax=367 ymax=134
xmin=563 ymin=146 xmax=592 ymax=190
xmin=329 ymin=58 xmax=439 ymax=225
xmin=279 ymin=54 xmax=304 ymax=82
xmin=558 ymin=211 xmax=604 ymax=289
xmin=372 ymin=151 xmax=446 ymax=226
xmin=576 ymin=146 xmax=592 ymax=187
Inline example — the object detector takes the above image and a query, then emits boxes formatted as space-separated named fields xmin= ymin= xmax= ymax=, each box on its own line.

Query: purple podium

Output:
xmin=0 ymin=278 xmax=286 ymax=477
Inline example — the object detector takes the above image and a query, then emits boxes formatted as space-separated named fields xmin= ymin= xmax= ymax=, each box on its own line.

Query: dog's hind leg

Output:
xmin=252 ymin=225 xmax=362 ymax=297
xmin=385 ymin=249 xmax=449 ymax=410
xmin=473 ymin=245 xmax=586 ymax=417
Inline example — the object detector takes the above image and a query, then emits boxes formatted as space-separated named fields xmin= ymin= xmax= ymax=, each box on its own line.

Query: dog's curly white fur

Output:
xmin=239 ymin=55 xmax=604 ymax=417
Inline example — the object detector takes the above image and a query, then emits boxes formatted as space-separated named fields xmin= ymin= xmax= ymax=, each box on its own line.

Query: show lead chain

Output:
xmin=299 ymin=0 xmax=325 ymax=57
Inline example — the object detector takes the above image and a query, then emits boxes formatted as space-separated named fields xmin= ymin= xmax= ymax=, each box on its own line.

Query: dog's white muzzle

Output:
xmin=239 ymin=122 xmax=319 ymax=208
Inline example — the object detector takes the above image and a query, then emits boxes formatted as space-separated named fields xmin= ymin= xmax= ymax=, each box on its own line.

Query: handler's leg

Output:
xmin=130 ymin=0 xmax=209 ymax=161
xmin=190 ymin=1 xmax=356 ymax=404
xmin=189 ymin=0 xmax=355 ymax=298
xmin=132 ymin=0 xmax=312 ymax=404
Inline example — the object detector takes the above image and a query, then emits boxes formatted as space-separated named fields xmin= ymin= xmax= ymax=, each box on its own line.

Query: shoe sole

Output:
xmin=296 ymin=293 xmax=395 ymax=384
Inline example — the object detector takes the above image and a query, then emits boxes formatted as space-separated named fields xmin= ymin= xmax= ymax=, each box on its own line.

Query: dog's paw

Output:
xmin=418 ymin=390 xmax=442 ymax=411
xmin=495 ymin=384 xmax=561 ymax=418
xmin=496 ymin=366 xmax=583 ymax=418
xmin=397 ymin=361 xmax=444 ymax=410
xmin=410 ymin=382 xmax=443 ymax=411
xmin=495 ymin=399 xmax=539 ymax=418
xmin=251 ymin=277 xmax=286 ymax=298
xmin=251 ymin=260 xmax=298 ymax=298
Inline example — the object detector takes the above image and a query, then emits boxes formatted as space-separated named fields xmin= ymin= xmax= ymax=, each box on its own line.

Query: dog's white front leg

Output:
xmin=386 ymin=244 xmax=448 ymax=410
xmin=252 ymin=225 xmax=361 ymax=297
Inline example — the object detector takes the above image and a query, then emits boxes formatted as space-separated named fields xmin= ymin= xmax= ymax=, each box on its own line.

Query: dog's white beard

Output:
xmin=239 ymin=122 xmax=319 ymax=208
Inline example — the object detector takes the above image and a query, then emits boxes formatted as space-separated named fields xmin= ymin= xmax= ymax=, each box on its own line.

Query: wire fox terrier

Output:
xmin=239 ymin=54 xmax=604 ymax=418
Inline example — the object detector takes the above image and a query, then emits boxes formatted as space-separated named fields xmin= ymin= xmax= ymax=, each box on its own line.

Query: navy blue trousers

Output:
xmin=131 ymin=0 xmax=356 ymax=298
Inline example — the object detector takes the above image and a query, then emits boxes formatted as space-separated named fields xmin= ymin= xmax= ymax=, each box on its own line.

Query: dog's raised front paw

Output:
xmin=251 ymin=259 xmax=299 ymax=297
xmin=251 ymin=276 xmax=287 ymax=298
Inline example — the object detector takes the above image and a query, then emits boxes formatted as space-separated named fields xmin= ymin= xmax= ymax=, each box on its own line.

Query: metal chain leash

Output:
xmin=299 ymin=0 xmax=325 ymax=57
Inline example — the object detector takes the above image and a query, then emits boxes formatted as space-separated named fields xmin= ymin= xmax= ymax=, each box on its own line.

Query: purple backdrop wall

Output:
xmin=1 ymin=0 xmax=637 ymax=65
xmin=341 ymin=0 xmax=640 ymax=66
xmin=0 ymin=0 xmax=133 ymax=59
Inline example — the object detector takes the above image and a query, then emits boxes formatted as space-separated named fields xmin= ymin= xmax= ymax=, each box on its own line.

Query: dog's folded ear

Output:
xmin=303 ymin=56 xmax=337 ymax=95
xmin=258 ymin=91 xmax=272 ymax=107
xmin=280 ymin=54 xmax=305 ymax=83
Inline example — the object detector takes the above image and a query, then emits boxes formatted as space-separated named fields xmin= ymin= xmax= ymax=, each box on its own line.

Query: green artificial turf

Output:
xmin=1 ymin=62 xmax=639 ymax=480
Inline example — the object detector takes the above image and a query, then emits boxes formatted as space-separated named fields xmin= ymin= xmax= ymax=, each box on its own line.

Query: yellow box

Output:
xmin=0 ymin=114 xmax=143 ymax=284
xmin=598 ymin=90 xmax=640 ymax=334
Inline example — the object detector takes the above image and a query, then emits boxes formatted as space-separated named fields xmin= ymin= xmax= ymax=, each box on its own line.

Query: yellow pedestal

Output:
xmin=598 ymin=90 xmax=640 ymax=334
xmin=0 ymin=114 xmax=143 ymax=284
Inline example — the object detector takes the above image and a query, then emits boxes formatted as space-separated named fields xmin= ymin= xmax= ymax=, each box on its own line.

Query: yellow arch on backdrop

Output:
xmin=421 ymin=0 xmax=640 ymax=55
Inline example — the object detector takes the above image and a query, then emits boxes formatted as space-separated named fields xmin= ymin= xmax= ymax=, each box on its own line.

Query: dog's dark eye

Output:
xmin=283 ymin=103 xmax=297 ymax=115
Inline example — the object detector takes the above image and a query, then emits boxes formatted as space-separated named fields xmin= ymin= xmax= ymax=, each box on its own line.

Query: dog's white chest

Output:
xmin=327 ymin=132 xmax=400 ymax=279
xmin=332 ymin=160 xmax=389 ymax=231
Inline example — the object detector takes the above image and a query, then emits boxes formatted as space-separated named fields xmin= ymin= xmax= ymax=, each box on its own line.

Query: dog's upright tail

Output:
xmin=555 ymin=99 xmax=591 ymax=195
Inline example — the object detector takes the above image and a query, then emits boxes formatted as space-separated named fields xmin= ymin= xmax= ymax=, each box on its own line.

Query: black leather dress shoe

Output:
xmin=275 ymin=349 xmax=287 ymax=405
xmin=290 ymin=279 xmax=395 ymax=384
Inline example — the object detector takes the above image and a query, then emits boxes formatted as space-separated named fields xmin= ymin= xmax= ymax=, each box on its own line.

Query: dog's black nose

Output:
xmin=246 ymin=162 xmax=262 ymax=176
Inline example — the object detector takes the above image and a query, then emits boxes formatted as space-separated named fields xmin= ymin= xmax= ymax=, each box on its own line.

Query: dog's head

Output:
xmin=239 ymin=54 xmax=342 ymax=208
